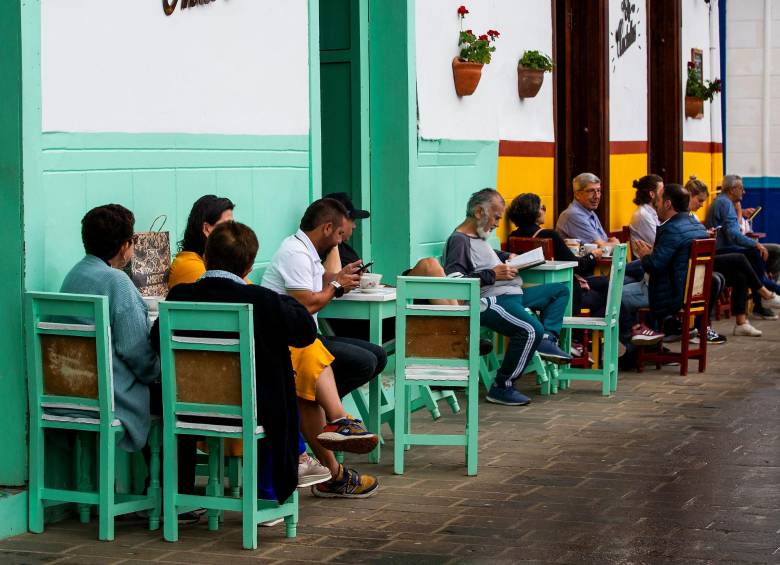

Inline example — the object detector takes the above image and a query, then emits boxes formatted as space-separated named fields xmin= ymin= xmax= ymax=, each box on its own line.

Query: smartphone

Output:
xmin=357 ymin=261 xmax=374 ymax=273
xmin=749 ymin=206 xmax=762 ymax=221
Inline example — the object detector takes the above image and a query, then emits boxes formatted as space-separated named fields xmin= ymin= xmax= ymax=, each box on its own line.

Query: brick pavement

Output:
xmin=1 ymin=318 xmax=779 ymax=564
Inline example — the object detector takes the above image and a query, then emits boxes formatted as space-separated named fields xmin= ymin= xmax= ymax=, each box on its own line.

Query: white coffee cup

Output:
xmin=567 ymin=245 xmax=581 ymax=256
xmin=583 ymin=243 xmax=598 ymax=255
xmin=601 ymin=246 xmax=612 ymax=257
xmin=359 ymin=273 xmax=382 ymax=289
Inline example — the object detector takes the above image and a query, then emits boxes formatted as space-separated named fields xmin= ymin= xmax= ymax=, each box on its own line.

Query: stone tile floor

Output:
xmin=1 ymin=318 xmax=779 ymax=564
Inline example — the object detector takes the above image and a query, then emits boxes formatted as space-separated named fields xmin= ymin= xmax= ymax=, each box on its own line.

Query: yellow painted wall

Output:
xmin=683 ymin=151 xmax=723 ymax=221
xmin=496 ymin=155 xmax=555 ymax=241
xmin=609 ymin=152 xmax=648 ymax=232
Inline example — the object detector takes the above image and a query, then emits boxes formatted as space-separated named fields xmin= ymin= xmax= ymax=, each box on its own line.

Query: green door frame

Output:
xmin=319 ymin=0 xmax=371 ymax=260
xmin=0 ymin=0 xmax=27 ymax=486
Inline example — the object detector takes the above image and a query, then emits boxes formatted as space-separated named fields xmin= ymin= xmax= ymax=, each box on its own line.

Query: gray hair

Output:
xmin=466 ymin=188 xmax=504 ymax=218
xmin=573 ymin=172 xmax=601 ymax=192
xmin=721 ymin=174 xmax=743 ymax=193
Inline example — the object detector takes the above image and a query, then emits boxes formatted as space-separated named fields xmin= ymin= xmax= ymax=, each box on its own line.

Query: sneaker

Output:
xmin=705 ymin=327 xmax=727 ymax=344
xmin=760 ymin=294 xmax=780 ymax=311
xmin=479 ymin=338 xmax=494 ymax=356
xmin=536 ymin=336 xmax=573 ymax=364
xmin=486 ymin=384 xmax=531 ymax=406
xmin=259 ymin=517 xmax=284 ymax=527
xmin=753 ymin=304 xmax=779 ymax=320
xmin=297 ymin=454 xmax=331 ymax=488
xmin=311 ymin=465 xmax=378 ymax=499
xmin=630 ymin=324 xmax=665 ymax=346
xmin=317 ymin=416 xmax=378 ymax=454
xmin=734 ymin=323 xmax=762 ymax=337
xmin=178 ymin=508 xmax=206 ymax=525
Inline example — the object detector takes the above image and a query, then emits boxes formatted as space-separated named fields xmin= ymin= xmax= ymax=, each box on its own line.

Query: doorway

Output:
xmin=647 ymin=0 xmax=682 ymax=183
xmin=554 ymin=0 xmax=610 ymax=224
xmin=319 ymin=0 xmax=370 ymax=258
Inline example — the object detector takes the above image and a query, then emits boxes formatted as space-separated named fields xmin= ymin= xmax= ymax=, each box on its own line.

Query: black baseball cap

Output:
xmin=323 ymin=192 xmax=370 ymax=220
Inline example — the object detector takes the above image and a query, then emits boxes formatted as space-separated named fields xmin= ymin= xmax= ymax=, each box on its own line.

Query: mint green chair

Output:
xmin=393 ymin=277 xmax=481 ymax=475
xmin=157 ymin=301 xmax=297 ymax=550
xmin=26 ymin=292 xmax=161 ymax=541
xmin=556 ymin=243 xmax=627 ymax=395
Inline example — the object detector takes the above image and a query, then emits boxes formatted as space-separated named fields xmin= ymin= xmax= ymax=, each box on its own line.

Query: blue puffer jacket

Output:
xmin=641 ymin=212 xmax=708 ymax=319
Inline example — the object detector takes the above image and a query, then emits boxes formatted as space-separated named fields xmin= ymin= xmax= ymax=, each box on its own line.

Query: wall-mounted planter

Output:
xmin=517 ymin=64 xmax=545 ymax=98
xmin=685 ymin=96 xmax=704 ymax=119
xmin=452 ymin=57 xmax=483 ymax=96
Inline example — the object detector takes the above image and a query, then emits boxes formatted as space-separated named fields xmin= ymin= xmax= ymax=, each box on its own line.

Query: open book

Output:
xmin=505 ymin=246 xmax=546 ymax=271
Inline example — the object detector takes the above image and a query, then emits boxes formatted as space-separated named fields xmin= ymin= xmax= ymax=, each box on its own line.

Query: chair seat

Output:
xmin=562 ymin=316 xmax=607 ymax=327
xmin=42 ymin=413 xmax=122 ymax=427
xmin=176 ymin=420 xmax=264 ymax=435
xmin=405 ymin=365 xmax=470 ymax=381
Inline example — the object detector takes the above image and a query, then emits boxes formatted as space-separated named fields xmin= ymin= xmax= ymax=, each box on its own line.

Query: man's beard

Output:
xmin=476 ymin=218 xmax=493 ymax=240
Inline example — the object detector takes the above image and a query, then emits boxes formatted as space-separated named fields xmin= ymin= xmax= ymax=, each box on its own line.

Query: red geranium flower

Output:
xmin=487 ymin=29 xmax=500 ymax=38
xmin=465 ymin=29 xmax=473 ymax=34
xmin=478 ymin=34 xmax=488 ymax=41
xmin=457 ymin=5 xmax=469 ymax=15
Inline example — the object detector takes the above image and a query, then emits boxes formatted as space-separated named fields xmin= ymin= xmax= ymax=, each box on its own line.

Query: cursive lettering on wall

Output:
xmin=163 ymin=0 xmax=217 ymax=17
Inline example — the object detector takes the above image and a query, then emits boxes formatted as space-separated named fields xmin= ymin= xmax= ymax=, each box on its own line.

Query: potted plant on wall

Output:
xmin=517 ymin=50 xmax=553 ymax=98
xmin=452 ymin=5 xmax=499 ymax=97
xmin=685 ymin=62 xmax=721 ymax=119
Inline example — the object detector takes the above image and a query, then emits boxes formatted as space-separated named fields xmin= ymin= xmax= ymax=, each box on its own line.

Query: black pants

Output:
xmin=319 ymin=335 xmax=388 ymax=399
xmin=146 ymin=381 xmax=198 ymax=495
xmin=714 ymin=253 xmax=763 ymax=316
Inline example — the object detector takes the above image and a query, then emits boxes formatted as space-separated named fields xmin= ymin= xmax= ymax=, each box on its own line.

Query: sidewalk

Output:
xmin=1 ymin=317 xmax=778 ymax=564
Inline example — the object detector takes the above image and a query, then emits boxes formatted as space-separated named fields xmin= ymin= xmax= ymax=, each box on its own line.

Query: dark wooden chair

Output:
xmin=506 ymin=237 xmax=554 ymax=259
xmin=636 ymin=239 xmax=717 ymax=376
xmin=715 ymin=287 xmax=732 ymax=320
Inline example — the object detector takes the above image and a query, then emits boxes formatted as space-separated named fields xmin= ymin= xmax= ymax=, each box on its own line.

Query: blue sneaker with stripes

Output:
xmin=486 ymin=384 xmax=531 ymax=406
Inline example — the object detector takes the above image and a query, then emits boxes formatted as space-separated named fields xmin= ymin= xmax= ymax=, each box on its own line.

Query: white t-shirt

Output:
xmin=261 ymin=229 xmax=324 ymax=322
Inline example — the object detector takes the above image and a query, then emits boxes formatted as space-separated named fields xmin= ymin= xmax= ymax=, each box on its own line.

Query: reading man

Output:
xmin=443 ymin=188 xmax=571 ymax=407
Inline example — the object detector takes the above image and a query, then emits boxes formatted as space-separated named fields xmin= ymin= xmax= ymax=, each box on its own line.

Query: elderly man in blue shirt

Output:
xmin=556 ymin=172 xmax=644 ymax=282
xmin=705 ymin=174 xmax=780 ymax=310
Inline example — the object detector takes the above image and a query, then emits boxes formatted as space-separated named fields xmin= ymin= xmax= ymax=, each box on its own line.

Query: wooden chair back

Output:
xmin=682 ymin=239 xmax=716 ymax=318
xmin=27 ymin=292 xmax=114 ymax=420
xmin=506 ymin=237 xmax=554 ymax=259
xmin=158 ymin=302 xmax=256 ymax=423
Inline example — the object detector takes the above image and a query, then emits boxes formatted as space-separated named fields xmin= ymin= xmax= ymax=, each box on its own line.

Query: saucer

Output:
xmin=359 ymin=286 xmax=386 ymax=294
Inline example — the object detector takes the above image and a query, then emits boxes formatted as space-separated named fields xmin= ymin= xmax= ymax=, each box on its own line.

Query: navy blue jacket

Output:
xmin=641 ymin=212 xmax=708 ymax=320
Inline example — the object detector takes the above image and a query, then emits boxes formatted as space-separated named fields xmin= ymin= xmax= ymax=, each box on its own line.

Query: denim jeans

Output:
xmin=619 ymin=280 xmax=649 ymax=344
xmin=480 ymin=283 xmax=569 ymax=388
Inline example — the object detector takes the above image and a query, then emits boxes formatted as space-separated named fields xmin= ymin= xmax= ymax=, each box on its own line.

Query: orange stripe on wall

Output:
xmin=609 ymin=141 xmax=648 ymax=154
xmin=498 ymin=140 xmax=555 ymax=158
xmin=683 ymin=141 xmax=723 ymax=153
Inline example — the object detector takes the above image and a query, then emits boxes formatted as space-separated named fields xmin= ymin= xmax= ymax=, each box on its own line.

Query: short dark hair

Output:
xmin=204 ymin=221 xmax=259 ymax=276
xmin=299 ymin=198 xmax=348 ymax=232
xmin=507 ymin=193 xmax=542 ymax=228
xmin=81 ymin=204 xmax=135 ymax=261
xmin=632 ymin=174 xmax=664 ymax=205
xmin=179 ymin=195 xmax=235 ymax=256
xmin=661 ymin=183 xmax=690 ymax=213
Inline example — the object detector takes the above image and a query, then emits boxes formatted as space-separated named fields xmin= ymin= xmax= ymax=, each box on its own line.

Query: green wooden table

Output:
xmin=319 ymin=287 xmax=396 ymax=463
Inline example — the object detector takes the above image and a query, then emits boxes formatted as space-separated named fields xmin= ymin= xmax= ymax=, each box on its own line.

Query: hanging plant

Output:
xmin=452 ymin=6 xmax=500 ymax=97
xmin=517 ymin=50 xmax=553 ymax=98
xmin=685 ymin=62 xmax=721 ymax=119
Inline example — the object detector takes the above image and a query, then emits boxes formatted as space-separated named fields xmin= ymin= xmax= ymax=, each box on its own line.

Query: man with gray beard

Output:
xmin=443 ymin=188 xmax=571 ymax=406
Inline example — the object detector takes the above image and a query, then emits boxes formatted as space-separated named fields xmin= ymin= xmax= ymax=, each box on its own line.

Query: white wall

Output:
xmin=609 ymin=0 xmax=647 ymax=141
xmin=726 ymin=0 xmax=777 ymax=176
xmin=682 ymin=0 xmax=721 ymax=143
xmin=415 ymin=0 xmax=554 ymax=142
xmin=41 ymin=0 xmax=310 ymax=136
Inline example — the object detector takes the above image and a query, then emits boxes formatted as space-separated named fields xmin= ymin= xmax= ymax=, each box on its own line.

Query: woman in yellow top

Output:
xmin=169 ymin=195 xmax=332 ymax=491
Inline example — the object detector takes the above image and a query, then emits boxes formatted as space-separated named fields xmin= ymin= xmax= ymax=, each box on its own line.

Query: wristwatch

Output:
xmin=329 ymin=280 xmax=345 ymax=298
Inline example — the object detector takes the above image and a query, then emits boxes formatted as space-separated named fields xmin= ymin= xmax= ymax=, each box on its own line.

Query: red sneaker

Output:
xmin=630 ymin=323 xmax=664 ymax=345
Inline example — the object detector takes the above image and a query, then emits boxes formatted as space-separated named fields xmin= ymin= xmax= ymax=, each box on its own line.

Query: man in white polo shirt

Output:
xmin=263 ymin=198 xmax=387 ymax=498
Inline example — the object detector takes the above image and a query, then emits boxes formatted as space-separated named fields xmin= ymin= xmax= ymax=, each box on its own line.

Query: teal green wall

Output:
xmin=0 ymin=0 xmax=26 ymax=487
xmin=26 ymin=133 xmax=311 ymax=291
xmin=412 ymin=139 xmax=499 ymax=262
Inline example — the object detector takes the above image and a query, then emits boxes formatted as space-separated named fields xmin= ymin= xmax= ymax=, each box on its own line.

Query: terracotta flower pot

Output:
xmin=685 ymin=96 xmax=704 ymax=119
xmin=517 ymin=64 xmax=545 ymax=98
xmin=452 ymin=57 xmax=484 ymax=97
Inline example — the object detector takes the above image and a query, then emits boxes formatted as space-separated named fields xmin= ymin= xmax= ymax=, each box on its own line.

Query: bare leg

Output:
xmin=314 ymin=366 xmax=346 ymax=422
xmin=298 ymin=399 xmax=339 ymax=475
xmin=407 ymin=257 xmax=458 ymax=306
